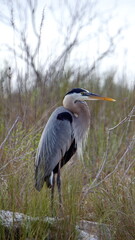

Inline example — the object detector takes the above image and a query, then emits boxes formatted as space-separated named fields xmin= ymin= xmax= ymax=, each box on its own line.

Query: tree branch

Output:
xmin=0 ymin=116 xmax=20 ymax=150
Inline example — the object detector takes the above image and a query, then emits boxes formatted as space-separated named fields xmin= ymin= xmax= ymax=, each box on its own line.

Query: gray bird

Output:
xmin=35 ymin=88 xmax=115 ymax=209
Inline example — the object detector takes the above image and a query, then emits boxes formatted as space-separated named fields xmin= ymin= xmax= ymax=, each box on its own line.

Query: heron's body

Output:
xmin=35 ymin=103 xmax=90 ymax=191
xmin=35 ymin=88 xmax=115 ymax=209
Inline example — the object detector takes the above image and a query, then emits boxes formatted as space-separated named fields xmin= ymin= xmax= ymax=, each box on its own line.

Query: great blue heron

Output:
xmin=35 ymin=88 xmax=115 ymax=209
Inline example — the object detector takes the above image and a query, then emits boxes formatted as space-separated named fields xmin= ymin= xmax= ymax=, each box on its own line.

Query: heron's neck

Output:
xmin=63 ymin=95 xmax=90 ymax=127
xmin=63 ymin=95 xmax=90 ymax=157
xmin=63 ymin=95 xmax=90 ymax=121
xmin=75 ymin=100 xmax=90 ymax=126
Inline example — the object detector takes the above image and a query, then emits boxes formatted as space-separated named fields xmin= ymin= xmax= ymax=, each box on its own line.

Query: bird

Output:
xmin=35 ymin=88 xmax=115 ymax=210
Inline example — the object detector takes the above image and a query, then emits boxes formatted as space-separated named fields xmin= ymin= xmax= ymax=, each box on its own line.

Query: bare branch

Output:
xmin=0 ymin=116 xmax=20 ymax=150
xmin=33 ymin=6 xmax=45 ymax=58
xmin=81 ymin=106 xmax=135 ymax=199
xmin=108 ymin=106 xmax=135 ymax=131
xmin=82 ymin=135 xmax=134 ymax=199
xmin=27 ymin=0 xmax=39 ymax=38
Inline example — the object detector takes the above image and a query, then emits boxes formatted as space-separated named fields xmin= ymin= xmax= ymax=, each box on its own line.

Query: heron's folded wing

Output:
xmin=35 ymin=107 xmax=74 ymax=190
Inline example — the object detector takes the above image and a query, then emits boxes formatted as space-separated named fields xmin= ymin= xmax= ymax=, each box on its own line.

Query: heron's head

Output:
xmin=63 ymin=88 xmax=116 ymax=105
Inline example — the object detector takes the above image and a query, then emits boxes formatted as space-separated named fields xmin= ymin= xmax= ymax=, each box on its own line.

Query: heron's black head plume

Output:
xmin=66 ymin=88 xmax=88 ymax=95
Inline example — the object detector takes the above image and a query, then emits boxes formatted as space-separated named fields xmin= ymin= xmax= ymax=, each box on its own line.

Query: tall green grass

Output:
xmin=0 ymin=71 xmax=135 ymax=239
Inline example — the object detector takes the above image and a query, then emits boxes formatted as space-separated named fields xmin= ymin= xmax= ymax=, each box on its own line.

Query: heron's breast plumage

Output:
xmin=72 ymin=102 xmax=90 ymax=158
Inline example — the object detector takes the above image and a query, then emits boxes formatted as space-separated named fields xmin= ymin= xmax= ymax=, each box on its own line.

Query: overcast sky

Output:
xmin=97 ymin=0 xmax=135 ymax=85
xmin=0 ymin=0 xmax=135 ymax=87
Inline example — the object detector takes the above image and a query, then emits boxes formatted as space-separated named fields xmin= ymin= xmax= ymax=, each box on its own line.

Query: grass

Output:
xmin=0 ymin=73 xmax=135 ymax=239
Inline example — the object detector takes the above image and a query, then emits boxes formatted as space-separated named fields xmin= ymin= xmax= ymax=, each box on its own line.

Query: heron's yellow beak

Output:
xmin=87 ymin=95 xmax=116 ymax=102
xmin=82 ymin=92 xmax=116 ymax=102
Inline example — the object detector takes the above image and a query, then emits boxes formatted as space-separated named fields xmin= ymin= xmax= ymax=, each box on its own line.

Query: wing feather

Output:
xmin=35 ymin=107 xmax=74 ymax=191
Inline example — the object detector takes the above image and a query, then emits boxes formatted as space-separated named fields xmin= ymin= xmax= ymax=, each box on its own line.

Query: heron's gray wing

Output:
xmin=35 ymin=107 xmax=74 ymax=191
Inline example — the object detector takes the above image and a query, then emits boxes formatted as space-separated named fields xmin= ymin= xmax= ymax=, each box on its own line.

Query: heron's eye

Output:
xmin=81 ymin=91 xmax=88 ymax=96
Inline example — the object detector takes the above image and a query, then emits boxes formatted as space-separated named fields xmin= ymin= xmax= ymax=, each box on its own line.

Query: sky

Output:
xmin=0 ymin=0 xmax=135 ymax=88
xmin=97 ymin=0 xmax=135 ymax=84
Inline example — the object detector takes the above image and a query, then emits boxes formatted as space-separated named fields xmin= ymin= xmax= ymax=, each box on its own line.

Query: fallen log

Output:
xmin=0 ymin=210 xmax=111 ymax=240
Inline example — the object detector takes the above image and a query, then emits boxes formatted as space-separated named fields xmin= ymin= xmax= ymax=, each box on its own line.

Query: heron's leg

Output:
xmin=57 ymin=161 xmax=62 ymax=208
xmin=51 ymin=174 xmax=55 ymax=216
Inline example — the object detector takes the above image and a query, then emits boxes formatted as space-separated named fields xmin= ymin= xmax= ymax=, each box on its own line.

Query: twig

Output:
xmin=122 ymin=157 xmax=135 ymax=179
xmin=108 ymin=105 xmax=135 ymax=132
xmin=81 ymin=106 xmax=135 ymax=200
xmin=89 ymin=131 xmax=111 ymax=189
xmin=0 ymin=149 xmax=34 ymax=173
xmin=0 ymin=116 xmax=20 ymax=150
xmin=82 ymin=137 xmax=134 ymax=198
